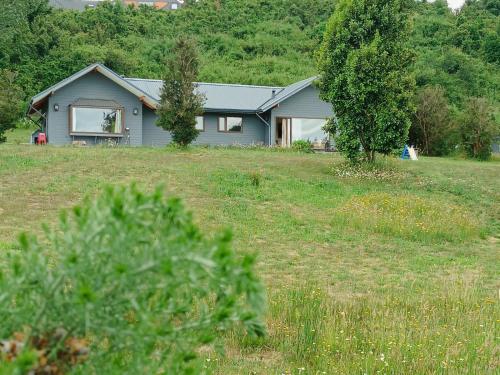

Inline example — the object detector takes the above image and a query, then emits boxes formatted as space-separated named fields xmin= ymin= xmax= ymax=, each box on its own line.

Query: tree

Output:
xmin=156 ymin=37 xmax=205 ymax=147
xmin=459 ymin=97 xmax=498 ymax=160
xmin=0 ymin=0 xmax=51 ymax=67
xmin=411 ymin=85 xmax=456 ymax=156
xmin=317 ymin=0 xmax=415 ymax=162
xmin=0 ymin=70 xmax=24 ymax=143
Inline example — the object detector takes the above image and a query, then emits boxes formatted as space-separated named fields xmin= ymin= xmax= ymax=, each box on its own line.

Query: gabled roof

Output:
xmin=29 ymin=63 xmax=158 ymax=113
xmin=258 ymin=76 xmax=317 ymax=112
xmin=126 ymin=78 xmax=283 ymax=113
xmin=30 ymin=63 xmax=318 ymax=114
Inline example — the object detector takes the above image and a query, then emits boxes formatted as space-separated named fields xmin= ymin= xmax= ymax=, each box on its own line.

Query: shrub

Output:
xmin=0 ymin=185 xmax=265 ymax=374
xmin=291 ymin=140 xmax=313 ymax=153
xmin=410 ymin=85 xmax=458 ymax=156
xmin=459 ymin=97 xmax=498 ymax=160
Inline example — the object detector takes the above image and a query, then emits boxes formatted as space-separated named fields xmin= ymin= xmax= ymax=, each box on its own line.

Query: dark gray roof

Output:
xmin=126 ymin=78 xmax=283 ymax=113
xmin=30 ymin=63 xmax=317 ymax=114
xmin=259 ymin=76 xmax=317 ymax=112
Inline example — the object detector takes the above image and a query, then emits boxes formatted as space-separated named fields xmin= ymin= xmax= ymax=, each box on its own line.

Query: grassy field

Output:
xmin=0 ymin=138 xmax=498 ymax=373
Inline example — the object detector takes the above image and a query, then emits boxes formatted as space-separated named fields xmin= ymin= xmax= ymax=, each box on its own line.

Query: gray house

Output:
xmin=28 ymin=64 xmax=334 ymax=147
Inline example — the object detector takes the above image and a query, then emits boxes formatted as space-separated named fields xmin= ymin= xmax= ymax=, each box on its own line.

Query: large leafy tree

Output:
xmin=317 ymin=0 xmax=415 ymax=162
xmin=0 ymin=0 xmax=51 ymax=67
xmin=0 ymin=70 xmax=24 ymax=143
xmin=459 ymin=97 xmax=498 ymax=160
xmin=156 ymin=37 xmax=205 ymax=147
xmin=411 ymin=85 xmax=456 ymax=156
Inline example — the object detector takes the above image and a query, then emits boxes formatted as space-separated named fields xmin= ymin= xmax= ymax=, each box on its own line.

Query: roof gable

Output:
xmin=29 ymin=64 xmax=158 ymax=112
xmin=258 ymin=76 xmax=317 ymax=112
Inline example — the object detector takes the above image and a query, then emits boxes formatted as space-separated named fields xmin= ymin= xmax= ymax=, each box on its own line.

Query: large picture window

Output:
xmin=291 ymin=118 xmax=328 ymax=143
xmin=218 ymin=116 xmax=242 ymax=133
xmin=71 ymin=107 xmax=123 ymax=135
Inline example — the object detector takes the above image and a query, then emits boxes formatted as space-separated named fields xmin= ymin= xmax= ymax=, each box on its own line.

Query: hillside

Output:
xmin=1 ymin=0 xmax=498 ymax=116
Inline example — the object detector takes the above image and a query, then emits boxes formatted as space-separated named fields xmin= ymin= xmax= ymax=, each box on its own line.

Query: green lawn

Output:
xmin=0 ymin=141 xmax=498 ymax=374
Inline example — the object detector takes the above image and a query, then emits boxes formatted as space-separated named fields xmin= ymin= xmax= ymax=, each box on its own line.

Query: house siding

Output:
xmin=492 ymin=138 xmax=499 ymax=153
xmin=47 ymin=71 xmax=143 ymax=146
xmin=269 ymin=86 xmax=333 ymax=145
xmin=142 ymin=111 xmax=267 ymax=146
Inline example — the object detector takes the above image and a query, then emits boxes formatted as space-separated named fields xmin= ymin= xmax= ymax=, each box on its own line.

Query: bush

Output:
xmin=0 ymin=185 xmax=265 ymax=374
xmin=291 ymin=140 xmax=313 ymax=153
xmin=459 ymin=97 xmax=498 ymax=160
xmin=410 ymin=85 xmax=458 ymax=156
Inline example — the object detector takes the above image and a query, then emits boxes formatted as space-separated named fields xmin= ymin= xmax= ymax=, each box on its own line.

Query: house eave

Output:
xmin=29 ymin=63 xmax=158 ymax=113
xmin=202 ymin=108 xmax=260 ymax=114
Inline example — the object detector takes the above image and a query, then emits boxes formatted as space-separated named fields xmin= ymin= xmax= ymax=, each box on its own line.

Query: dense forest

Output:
xmin=0 ymin=0 xmax=498 ymax=152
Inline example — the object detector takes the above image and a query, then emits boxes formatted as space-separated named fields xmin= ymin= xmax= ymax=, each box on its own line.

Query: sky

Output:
xmin=446 ymin=0 xmax=466 ymax=9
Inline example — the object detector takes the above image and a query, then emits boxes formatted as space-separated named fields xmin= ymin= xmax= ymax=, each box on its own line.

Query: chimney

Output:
xmin=271 ymin=89 xmax=276 ymax=98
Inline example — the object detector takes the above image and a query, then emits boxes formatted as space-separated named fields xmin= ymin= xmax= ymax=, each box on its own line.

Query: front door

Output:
xmin=276 ymin=118 xmax=291 ymax=147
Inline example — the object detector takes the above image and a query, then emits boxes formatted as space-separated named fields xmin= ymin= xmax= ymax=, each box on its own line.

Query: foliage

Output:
xmin=410 ymin=85 xmax=457 ymax=156
xmin=321 ymin=117 xmax=336 ymax=138
xmin=0 ymin=0 xmax=334 ymax=98
xmin=156 ymin=37 xmax=205 ymax=146
xmin=0 ymin=70 xmax=24 ymax=143
xmin=411 ymin=0 xmax=499 ymax=107
xmin=291 ymin=139 xmax=313 ymax=153
xmin=317 ymin=0 xmax=415 ymax=163
xmin=459 ymin=97 xmax=498 ymax=160
xmin=0 ymin=184 xmax=265 ymax=374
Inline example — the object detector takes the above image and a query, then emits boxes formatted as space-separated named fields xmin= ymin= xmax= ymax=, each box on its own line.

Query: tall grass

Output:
xmin=333 ymin=192 xmax=481 ymax=243
xmin=219 ymin=284 xmax=498 ymax=374
xmin=0 ymin=144 xmax=498 ymax=374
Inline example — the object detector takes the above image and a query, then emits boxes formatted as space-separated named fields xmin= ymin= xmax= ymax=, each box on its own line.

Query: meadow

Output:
xmin=0 ymin=136 xmax=498 ymax=373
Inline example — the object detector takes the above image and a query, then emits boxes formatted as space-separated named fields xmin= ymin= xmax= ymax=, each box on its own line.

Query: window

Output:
xmin=71 ymin=107 xmax=123 ymax=135
xmin=195 ymin=116 xmax=204 ymax=131
xmin=291 ymin=118 xmax=328 ymax=143
xmin=171 ymin=3 xmax=178 ymax=9
xmin=218 ymin=116 xmax=242 ymax=133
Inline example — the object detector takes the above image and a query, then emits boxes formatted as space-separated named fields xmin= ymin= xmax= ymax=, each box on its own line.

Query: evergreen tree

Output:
xmin=317 ymin=0 xmax=415 ymax=162
xmin=156 ymin=37 xmax=205 ymax=147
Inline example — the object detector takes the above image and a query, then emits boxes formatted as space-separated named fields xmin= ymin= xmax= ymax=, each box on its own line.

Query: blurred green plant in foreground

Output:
xmin=0 ymin=185 xmax=265 ymax=374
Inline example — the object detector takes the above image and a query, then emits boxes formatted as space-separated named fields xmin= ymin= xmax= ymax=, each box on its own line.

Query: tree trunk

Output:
xmin=365 ymin=148 xmax=376 ymax=163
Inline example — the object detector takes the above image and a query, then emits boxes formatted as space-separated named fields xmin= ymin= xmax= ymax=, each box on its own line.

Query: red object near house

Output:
xmin=37 ymin=133 xmax=47 ymax=145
